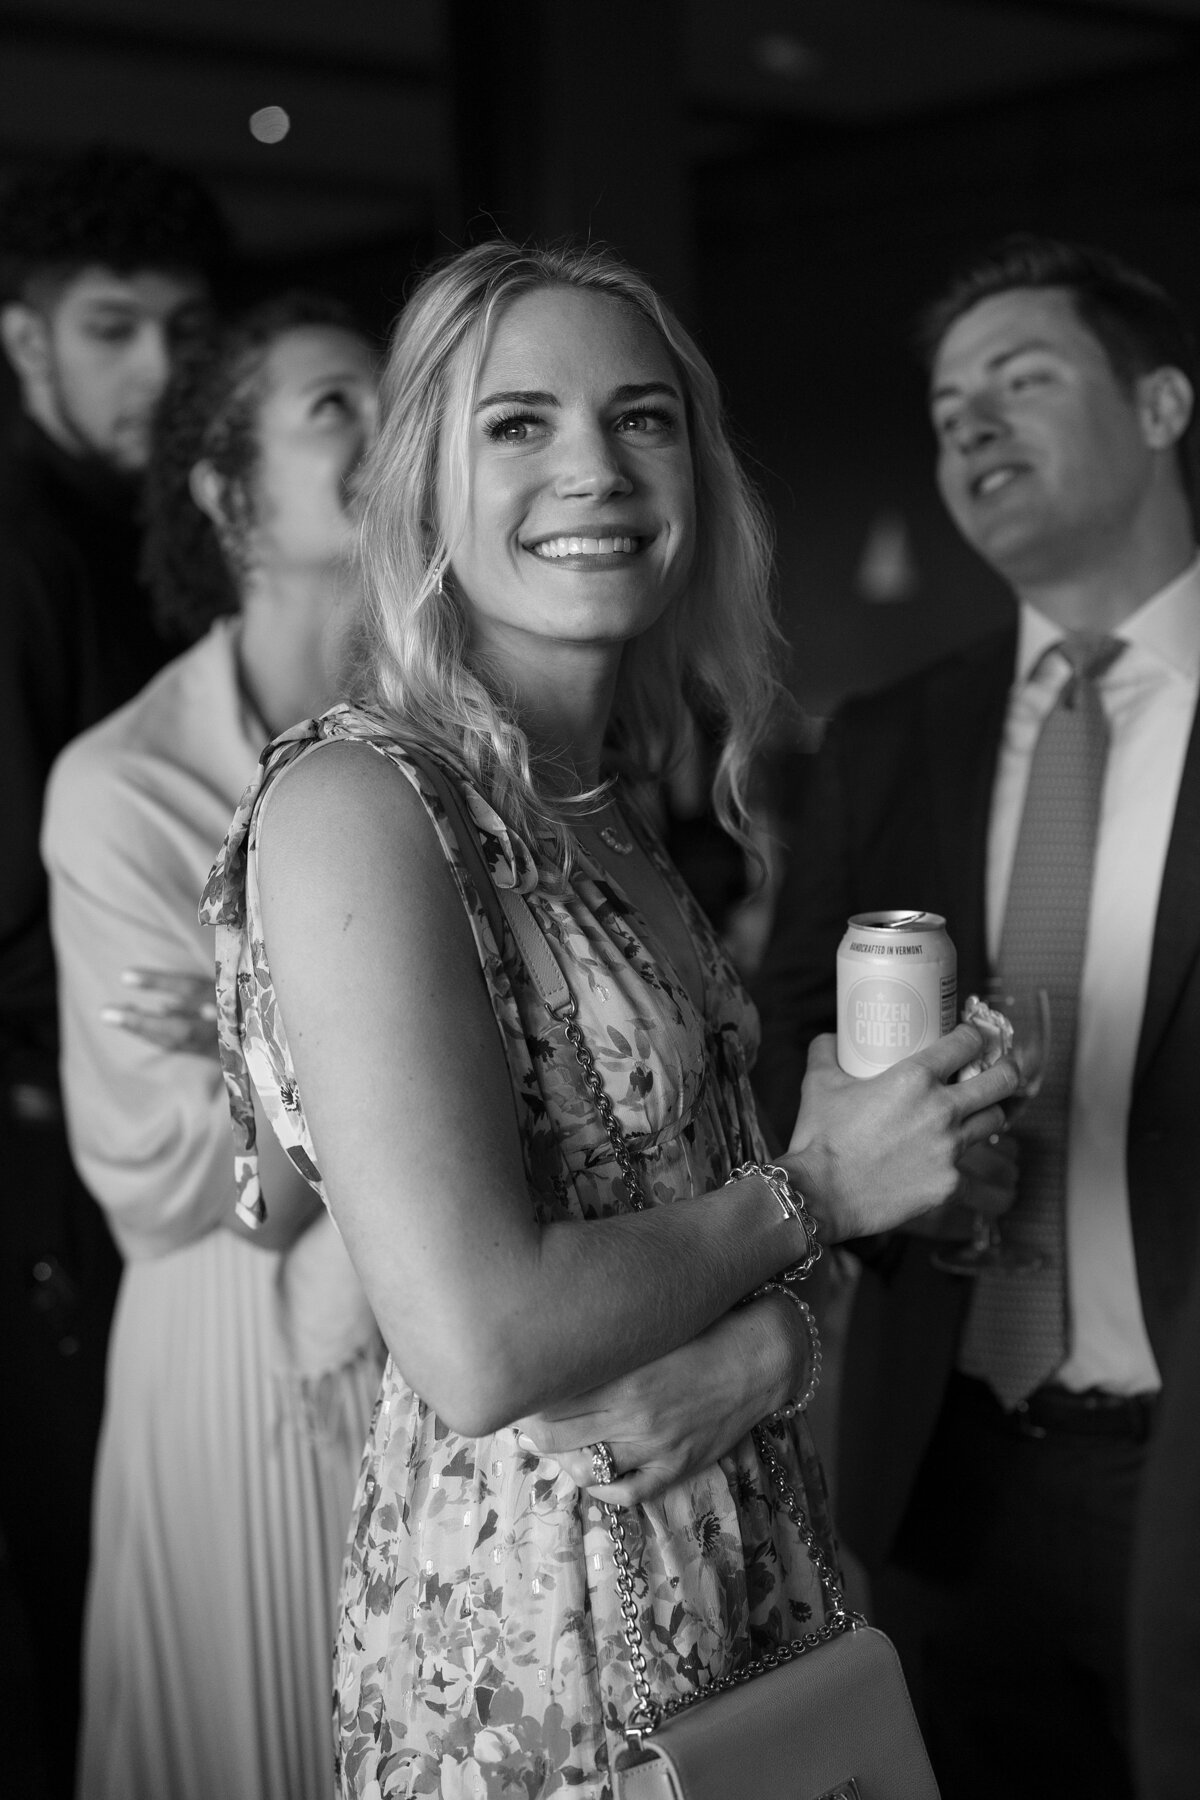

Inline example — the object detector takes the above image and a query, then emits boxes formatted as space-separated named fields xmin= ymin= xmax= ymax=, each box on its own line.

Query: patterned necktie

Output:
xmin=959 ymin=633 xmax=1125 ymax=1409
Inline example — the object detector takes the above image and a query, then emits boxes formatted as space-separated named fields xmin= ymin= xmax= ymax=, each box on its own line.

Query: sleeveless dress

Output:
xmin=202 ymin=704 xmax=837 ymax=1800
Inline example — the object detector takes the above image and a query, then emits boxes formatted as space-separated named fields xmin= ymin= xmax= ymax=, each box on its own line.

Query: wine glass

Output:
xmin=931 ymin=985 xmax=1050 ymax=1276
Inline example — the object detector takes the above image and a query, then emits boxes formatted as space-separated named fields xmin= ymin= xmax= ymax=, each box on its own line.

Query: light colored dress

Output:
xmin=203 ymin=705 xmax=838 ymax=1800
xmin=42 ymin=621 xmax=385 ymax=1800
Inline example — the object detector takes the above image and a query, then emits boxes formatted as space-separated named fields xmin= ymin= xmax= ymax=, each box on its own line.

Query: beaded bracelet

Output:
xmin=749 ymin=1279 xmax=823 ymax=1418
xmin=726 ymin=1160 xmax=822 ymax=1282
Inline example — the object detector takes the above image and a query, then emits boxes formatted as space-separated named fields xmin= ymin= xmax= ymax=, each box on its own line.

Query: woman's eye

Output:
xmin=484 ymin=412 xmax=541 ymax=444
xmin=314 ymin=389 xmax=352 ymax=417
xmin=1009 ymin=368 xmax=1050 ymax=392
xmin=615 ymin=407 xmax=673 ymax=436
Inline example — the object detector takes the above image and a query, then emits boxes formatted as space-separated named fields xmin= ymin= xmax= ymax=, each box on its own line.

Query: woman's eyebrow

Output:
xmin=474 ymin=380 xmax=681 ymax=413
xmin=474 ymin=388 xmax=557 ymax=412
xmin=611 ymin=381 xmax=681 ymax=403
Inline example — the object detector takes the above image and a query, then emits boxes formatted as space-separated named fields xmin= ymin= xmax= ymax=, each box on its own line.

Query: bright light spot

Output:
xmin=753 ymin=34 xmax=820 ymax=80
xmin=250 ymin=106 xmax=290 ymax=145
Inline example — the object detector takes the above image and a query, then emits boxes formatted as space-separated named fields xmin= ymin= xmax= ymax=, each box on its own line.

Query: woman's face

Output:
xmin=441 ymin=284 xmax=696 ymax=665
xmin=247 ymin=324 xmax=379 ymax=575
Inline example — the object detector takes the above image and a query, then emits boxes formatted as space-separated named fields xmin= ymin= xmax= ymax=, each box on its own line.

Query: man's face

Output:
xmin=16 ymin=265 xmax=209 ymax=473
xmin=930 ymin=286 xmax=1163 ymax=589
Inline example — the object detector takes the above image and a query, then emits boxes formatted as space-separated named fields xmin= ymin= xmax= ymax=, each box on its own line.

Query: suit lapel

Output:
xmin=1135 ymin=692 xmax=1200 ymax=1086
xmin=923 ymin=627 xmax=1016 ymax=992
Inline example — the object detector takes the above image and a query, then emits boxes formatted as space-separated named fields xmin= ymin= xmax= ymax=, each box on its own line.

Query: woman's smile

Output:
xmin=526 ymin=532 xmax=643 ymax=562
xmin=442 ymin=282 xmax=695 ymax=661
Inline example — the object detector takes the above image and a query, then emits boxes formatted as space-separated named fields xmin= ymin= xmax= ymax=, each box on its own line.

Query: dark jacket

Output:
xmin=755 ymin=625 xmax=1200 ymax=1569
xmin=0 ymin=414 xmax=171 ymax=1074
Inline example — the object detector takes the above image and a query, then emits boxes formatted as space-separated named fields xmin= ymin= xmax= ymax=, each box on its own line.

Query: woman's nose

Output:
xmin=553 ymin=426 xmax=633 ymax=499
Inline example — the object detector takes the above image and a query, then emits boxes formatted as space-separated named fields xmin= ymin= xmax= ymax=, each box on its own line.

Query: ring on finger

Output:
xmin=589 ymin=1440 xmax=616 ymax=1485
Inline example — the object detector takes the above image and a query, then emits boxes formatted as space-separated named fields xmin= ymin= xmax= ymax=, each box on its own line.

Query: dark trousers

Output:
xmin=0 ymin=1083 xmax=121 ymax=1800
xmin=871 ymin=1372 xmax=1150 ymax=1800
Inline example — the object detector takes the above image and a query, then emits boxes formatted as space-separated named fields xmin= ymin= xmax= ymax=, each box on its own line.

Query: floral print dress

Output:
xmin=202 ymin=705 xmax=837 ymax=1800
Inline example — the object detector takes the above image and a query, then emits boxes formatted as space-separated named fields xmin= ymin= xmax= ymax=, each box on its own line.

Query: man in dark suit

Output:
xmin=1130 ymin=1245 xmax=1200 ymax=1800
xmin=756 ymin=236 xmax=1200 ymax=1800
xmin=0 ymin=147 xmax=227 ymax=1795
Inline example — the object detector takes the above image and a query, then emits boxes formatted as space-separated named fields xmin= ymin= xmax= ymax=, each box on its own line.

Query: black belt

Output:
xmin=950 ymin=1371 xmax=1157 ymax=1443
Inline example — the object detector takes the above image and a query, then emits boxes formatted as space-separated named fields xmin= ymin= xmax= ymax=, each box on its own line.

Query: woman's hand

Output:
xmin=514 ymin=1289 xmax=809 ymax=1507
xmin=783 ymin=1026 xmax=1018 ymax=1242
xmin=101 ymin=968 xmax=219 ymax=1058
xmin=903 ymin=1132 xmax=1020 ymax=1241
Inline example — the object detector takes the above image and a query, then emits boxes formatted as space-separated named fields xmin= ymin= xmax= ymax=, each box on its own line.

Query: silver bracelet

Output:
xmin=726 ymin=1159 xmax=822 ymax=1281
xmin=750 ymin=1280 xmax=823 ymax=1417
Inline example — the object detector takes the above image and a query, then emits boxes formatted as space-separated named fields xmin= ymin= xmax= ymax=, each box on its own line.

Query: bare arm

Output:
xmin=257 ymin=745 xmax=1014 ymax=1437
xmin=516 ymin=1285 xmax=812 ymax=1505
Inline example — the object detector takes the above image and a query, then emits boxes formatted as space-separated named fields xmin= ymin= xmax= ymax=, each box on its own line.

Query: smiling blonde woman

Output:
xmin=203 ymin=241 xmax=1014 ymax=1798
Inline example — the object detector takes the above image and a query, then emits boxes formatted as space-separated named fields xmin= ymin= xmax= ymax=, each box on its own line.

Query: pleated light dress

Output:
xmin=43 ymin=619 xmax=384 ymax=1800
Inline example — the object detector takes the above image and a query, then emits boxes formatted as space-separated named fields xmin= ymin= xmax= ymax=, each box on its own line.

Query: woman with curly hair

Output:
xmin=42 ymin=293 xmax=384 ymax=1800
xmin=204 ymin=241 xmax=1015 ymax=1797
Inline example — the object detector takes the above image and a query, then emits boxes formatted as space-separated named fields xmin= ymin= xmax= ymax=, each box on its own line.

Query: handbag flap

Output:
xmin=614 ymin=1626 xmax=940 ymax=1800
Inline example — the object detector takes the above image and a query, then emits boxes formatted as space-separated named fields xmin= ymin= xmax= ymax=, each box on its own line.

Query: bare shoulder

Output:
xmin=254 ymin=737 xmax=479 ymax=977
xmin=258 ymin=738 xmax=447 ymax=889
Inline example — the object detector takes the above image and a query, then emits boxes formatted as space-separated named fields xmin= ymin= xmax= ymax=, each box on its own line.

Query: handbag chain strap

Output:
xmin=561 ymin=1012 xmax=645 ymax=1215
xmin=567 ymin=987 xmax=867 ymax=1749
xmin=608 ymin=1424 xmax=864 ymax=1748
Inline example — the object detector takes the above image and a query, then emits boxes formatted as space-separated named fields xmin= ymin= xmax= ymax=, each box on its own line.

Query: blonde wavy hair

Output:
xmin=352 ymin=238 xmax=783 ymax=871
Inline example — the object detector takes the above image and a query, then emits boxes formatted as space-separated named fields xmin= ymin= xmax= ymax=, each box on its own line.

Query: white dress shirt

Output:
xmin=984 ymin=555 xmax=1200 ymax=1395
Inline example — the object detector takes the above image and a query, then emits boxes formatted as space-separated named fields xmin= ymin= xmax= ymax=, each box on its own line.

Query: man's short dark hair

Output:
xmin=0 ymin=145 xmax=231 ymax=304
xmin=919 ymin=233 xmax=1198 ymax=496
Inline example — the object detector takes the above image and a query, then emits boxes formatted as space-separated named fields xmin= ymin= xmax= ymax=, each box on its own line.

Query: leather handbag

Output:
xmin=614 ymin=1625 xmax=936 ymax=1800
xmin=406 ymin=744 xmax=941 ymax=1800
xmin=610 ymin=1423 xmax=940 ymax=1800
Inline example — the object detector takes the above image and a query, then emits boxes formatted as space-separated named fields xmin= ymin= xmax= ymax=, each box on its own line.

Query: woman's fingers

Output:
xmin=523 ymin=1442 xmax=675 ymax=1508
xmin=103 ymin=969 xmax=221 ymax=1057
xmin=517 ymin=1431 xmax=639 ymax=1491
xmin=950 ymin=1051 xmax=1021 ymax=1114
xmin=800 ymin=1033 xmax=839 ymax=1074
xmin=915 ymin=1020 xmax=989 ymax=1081
xmin=121 ymin=967 xmax=218 ymax=1015
xmin=958 ymin=1102 xmax=1012 ymax=1153
xmin=955 ymin=1134 xmax=1020 ymax=1218
xmin=101 ymin=1001 xmax=220 ymax=1058
xmin=587 ymin=1465 xmax=673 ymax=1507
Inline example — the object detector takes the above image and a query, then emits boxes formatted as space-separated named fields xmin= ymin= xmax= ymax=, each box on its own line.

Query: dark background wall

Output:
xmin=4 ymin=0 xmax=1200 ymax=719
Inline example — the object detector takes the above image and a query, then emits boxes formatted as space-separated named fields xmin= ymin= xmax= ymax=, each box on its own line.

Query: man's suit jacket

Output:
xmin=755 ymin=624 xmax=1200 ymax=1572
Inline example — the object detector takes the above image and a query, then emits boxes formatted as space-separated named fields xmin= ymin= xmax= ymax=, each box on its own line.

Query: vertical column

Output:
xmin=448 ymin=0 xmax=693 ymax=317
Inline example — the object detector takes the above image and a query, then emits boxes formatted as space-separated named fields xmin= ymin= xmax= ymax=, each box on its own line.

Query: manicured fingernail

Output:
xmin=120 ymin=969 xmax=145 ymax=986
xmin=100 ymin=1007 xmax=124 ymax=1025
xmin=516 ymin=1432 xmax=537 ymax=1453
xmin=988 ymin=1133 xmax=1000 ymax=1146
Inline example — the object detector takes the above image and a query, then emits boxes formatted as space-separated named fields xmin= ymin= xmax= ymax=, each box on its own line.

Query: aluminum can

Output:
xmin=836 ymin=911 xmax=957 ymax=1078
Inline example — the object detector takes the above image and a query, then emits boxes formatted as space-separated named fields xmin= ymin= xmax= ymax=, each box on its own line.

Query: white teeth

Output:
xmin=976 ymin=467 xmax=1019 ymax=496
xmin=531 ymin=535 xmax=637 ymax=559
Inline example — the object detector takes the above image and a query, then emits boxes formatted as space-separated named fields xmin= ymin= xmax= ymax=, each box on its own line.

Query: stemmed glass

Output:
xmin=931 ymin=985 xmax=1051 ymax=1276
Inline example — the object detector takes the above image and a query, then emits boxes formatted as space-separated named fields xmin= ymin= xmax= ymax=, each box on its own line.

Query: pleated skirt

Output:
xmin=77 ymin=1226 xmax=383 ymax=1800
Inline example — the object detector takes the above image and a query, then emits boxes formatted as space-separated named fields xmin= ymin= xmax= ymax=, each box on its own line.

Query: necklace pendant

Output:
xmin=597 ymin=822 xmax=633 ymax=856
